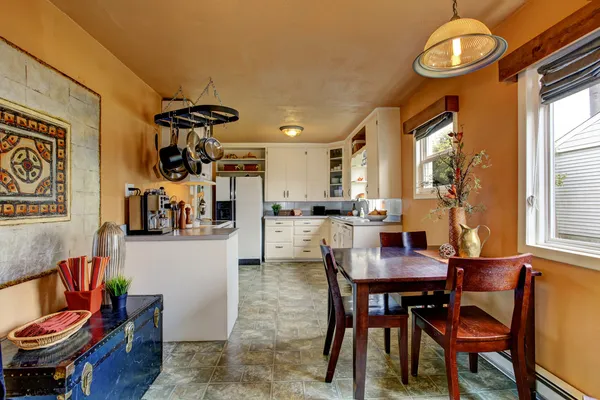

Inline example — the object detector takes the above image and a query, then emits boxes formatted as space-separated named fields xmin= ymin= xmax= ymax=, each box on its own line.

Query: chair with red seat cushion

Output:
xmin=411 ymin=254 xmax=534 ymax=400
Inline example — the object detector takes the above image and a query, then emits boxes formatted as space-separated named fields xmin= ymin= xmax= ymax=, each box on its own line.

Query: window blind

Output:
xmin=414 ymin=112 xmax=453 ymax=141
xmin=538 ymin=36 xmax=600 ymax=104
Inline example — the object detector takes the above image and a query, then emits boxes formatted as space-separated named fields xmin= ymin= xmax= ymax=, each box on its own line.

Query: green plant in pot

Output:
xmin=105 ymin=275 xmax=132 ymax=311
xmin=271 ymin=203 xmax=282 ymax=216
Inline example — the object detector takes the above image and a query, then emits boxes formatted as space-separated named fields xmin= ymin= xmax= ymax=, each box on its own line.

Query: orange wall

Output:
xmin=0 ymin=0 xmax=188 ymax=336
xmin=400 ymin=0 xmax=600 ymax=396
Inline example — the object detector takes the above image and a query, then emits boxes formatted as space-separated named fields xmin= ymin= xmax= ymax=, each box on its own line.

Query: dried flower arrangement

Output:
xmin=428 ymin=131 xmax=491 ymax=219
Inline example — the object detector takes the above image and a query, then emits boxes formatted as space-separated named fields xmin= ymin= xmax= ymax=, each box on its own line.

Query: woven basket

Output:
xmin=7 ymin=310 xmax=92 ymax=351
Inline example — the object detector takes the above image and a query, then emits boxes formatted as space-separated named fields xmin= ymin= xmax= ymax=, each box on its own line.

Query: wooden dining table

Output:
xmin=333 ymin=246 xmax=540 ymax=400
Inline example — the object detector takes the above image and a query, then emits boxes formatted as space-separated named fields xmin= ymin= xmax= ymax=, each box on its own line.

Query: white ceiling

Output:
xmin=50 ymin=0 xmax=526 ymax=143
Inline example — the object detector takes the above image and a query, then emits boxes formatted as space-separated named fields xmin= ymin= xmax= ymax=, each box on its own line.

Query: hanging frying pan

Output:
xmin=182 ymin=147 xmax=203 ymax=175
xmin=152 ymin=133 xmax=161 ymax=179
xmin=158 ymin=160 xmax=188 ymax=182
xmin=159 ymin=125 xmax=184 ymax=170
xmin=186 ymin=127 xmax=203 ymax=162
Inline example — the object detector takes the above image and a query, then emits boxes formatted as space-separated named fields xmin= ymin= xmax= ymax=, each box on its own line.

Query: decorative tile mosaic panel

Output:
xmin=0 ymin=38 xmax=99 ymax=287
xmin=0 ymin=98 xmax=70 ymax=225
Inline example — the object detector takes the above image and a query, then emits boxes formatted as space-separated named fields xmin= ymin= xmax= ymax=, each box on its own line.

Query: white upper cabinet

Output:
xmin=266 ymin=147 xmax=307 ymax=201
xmin=285 ymin=148 xmax=308 ymax=201
xmin=266 ymin=147 xmax=290 ymax=201
xmin=354 ymin=108 xmax=402 ymax=199
xmin=307 ymin=148 xmax=328 ymax=201
xmin=365 ymin=114 xmax=380 ymax=199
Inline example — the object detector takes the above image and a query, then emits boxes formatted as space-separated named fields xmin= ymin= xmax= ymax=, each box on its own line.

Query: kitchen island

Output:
xmin=125 ymin=227 xmax=239 ymax=341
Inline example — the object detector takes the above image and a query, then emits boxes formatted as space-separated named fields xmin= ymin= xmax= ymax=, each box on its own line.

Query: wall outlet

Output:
xmin=125 ymin=183 xmax=135 ymax=197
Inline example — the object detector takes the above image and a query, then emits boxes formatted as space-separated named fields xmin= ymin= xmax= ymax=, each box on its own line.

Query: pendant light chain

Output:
xmin=451 ymin=0 xmax=460 ymax=20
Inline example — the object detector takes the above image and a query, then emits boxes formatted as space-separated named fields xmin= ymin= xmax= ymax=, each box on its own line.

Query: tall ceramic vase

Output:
xmin=448 ymin=207 xmax=467 ymax=253
xmin=92 ymin=222 xmax=126 ymax=304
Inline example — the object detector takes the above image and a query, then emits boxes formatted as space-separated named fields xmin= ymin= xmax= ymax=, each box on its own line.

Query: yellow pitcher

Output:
xmin=458 ymin=224 xmax=491 ymax=258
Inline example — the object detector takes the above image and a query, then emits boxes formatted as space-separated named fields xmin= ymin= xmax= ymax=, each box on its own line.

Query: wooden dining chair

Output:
xmin=411 ymin=254 xmax=534 ymax=400
xmin=380 ymin=231 xmax=428 ymax=250
xmin=320 ymin=241 xmax=409 ymax=384
xmin=379 ymin=231 xmax=447 ymax=353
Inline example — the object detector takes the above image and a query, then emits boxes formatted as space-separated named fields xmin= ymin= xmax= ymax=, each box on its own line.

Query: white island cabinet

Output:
xmin=330 ymin=217 xmax=402 ymax=249
xmin=125 ymin=228 xmax=239 ymax=342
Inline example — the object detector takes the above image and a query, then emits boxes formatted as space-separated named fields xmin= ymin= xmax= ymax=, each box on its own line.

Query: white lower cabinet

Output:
xmin=330 ymin=218 xmax=402 ymax=249
xmin=266 ymin=217 xmax=402 ymax=261
xmin=265 ymin=218 xmax=328 ymax=261
xmin=265 ymin=242 xmax=293 ymax=259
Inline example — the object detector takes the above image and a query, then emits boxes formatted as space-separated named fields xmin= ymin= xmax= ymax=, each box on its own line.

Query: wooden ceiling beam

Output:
xmin=403 ymin=95 xmax=459 ymax=134
xmin=498 ymin=0 xmax=600 ymax=83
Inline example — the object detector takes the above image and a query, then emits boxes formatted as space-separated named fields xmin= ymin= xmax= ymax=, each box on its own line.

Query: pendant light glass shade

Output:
xmin=414 ymin=6 xmax=507 ymax=78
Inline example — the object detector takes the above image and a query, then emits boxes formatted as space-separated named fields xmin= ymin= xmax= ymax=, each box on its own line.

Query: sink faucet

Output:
xmin=356 ymin=198 xmax=369 ymax=216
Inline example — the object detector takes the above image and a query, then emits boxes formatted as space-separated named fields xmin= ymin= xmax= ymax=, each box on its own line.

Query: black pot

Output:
xmin=159 ymin=145 xmax=184 ymax=170
xmin=110 ymin=293 xmax=128 ymax=311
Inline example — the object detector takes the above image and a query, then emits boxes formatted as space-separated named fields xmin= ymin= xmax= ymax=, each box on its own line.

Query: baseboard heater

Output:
xmin=481 ymin=351 xmax=594 ymax=400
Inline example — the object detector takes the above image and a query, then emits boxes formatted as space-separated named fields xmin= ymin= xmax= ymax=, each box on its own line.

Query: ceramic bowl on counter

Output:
xmin=366 ymin=215 xmax=387 ymax=221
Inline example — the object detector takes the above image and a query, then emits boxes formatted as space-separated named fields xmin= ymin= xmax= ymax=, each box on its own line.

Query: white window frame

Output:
xmin=518 ymin=67 xmax=600 ymax=271
xmin=413 ymin=113 xmax=457 ymax=199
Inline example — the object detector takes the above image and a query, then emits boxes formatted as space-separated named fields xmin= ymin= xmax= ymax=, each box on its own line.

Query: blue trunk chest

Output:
xmin=2 ymin=295 xmax=163 ymax=399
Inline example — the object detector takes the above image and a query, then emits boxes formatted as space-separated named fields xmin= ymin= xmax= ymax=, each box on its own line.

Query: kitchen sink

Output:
xmin=333 ymin=216 xmax=370 ymax=222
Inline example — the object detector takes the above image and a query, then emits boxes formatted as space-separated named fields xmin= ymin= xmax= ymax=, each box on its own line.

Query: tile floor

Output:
xmin=144 ymin=262 xmax=519 ymax=399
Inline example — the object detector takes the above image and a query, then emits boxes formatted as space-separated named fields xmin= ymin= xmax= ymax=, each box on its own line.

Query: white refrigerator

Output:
xmin=216 ymin=176 xmax=263 ymax=263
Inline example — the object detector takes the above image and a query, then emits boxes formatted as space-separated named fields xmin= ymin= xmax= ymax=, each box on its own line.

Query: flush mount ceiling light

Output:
xmin=280 ymin=125 xmax=304 ymax=138
xmin=413 ymin=0 xmax=508 ymax=78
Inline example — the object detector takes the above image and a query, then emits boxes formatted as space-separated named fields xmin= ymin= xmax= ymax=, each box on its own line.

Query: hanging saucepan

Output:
xmin=159 ymin=125 xmax=184 ymax=170
xmin=198 ymin=125 xmax=224 ymax=162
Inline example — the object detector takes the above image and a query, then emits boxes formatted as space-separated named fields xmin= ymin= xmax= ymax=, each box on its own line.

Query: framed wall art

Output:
xmin=0 ymin=98 xmax=71 ymax=225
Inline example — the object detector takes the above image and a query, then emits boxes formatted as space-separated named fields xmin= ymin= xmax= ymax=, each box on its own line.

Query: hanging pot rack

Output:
xmin=154 ymin=104 xmax=239 ymax=129
xmin=154 ymin=78 xmax=239 ymax=129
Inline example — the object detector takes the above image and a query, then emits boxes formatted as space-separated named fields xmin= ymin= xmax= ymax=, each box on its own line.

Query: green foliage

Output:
xmin=271 ymin=203 xmax=282 ymax=213
xmin=431 ymin=135 xmax=453 ymax=186
xmin=555 ymin=173 xmax=567 ymax=187
xmin=427 ymin=131 xmax=491 ymax=220
xmin=105 ymin=275 xmax=132 ymax=297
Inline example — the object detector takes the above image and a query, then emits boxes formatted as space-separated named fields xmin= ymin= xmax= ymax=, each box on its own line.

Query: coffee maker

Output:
xmin=127 ymin=188 xmax=173 ymax=235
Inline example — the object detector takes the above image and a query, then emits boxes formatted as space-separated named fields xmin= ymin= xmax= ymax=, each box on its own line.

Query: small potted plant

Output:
xmin=105 ymin=275 xmax=133 ymax=311
xmin=271 ymin=203 xmax=282 ymax=216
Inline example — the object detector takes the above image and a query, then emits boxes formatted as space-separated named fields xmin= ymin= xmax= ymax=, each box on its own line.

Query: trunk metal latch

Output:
xmin=81 ymin=362 xmax=93 ymax=396
xmin=125 ymin=322 xmax=135 ymax=353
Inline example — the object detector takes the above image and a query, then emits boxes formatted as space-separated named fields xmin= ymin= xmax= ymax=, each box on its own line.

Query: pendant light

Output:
xmin=280 ymin=125 xmax=304 ymax=138
xmin=413 ymin=0 xmax=507 ymax=78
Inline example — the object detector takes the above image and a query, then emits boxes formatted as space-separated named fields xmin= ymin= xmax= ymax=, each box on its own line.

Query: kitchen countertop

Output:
xmin=125 ymin=227 xmax=238 ymax=242
xmin=329 ymin=216 xmax=403 ymax=226
xmin=263 ymin=215 xmax=402 ymax=226
xmin=263 ymin=215 xmax=329 ymax=219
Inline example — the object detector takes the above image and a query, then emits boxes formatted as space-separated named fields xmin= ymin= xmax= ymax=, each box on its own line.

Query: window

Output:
xmin=519 ymin=36 xmax=600 ymax=270
xmin=414 ymin=112 xmax=456 ymax=198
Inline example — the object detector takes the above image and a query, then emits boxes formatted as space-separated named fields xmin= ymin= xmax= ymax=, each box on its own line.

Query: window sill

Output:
xmin=518 ymin=242 xmax=600 ymax=272
xmin=413 ymin=191 xmax=437 ymax=200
